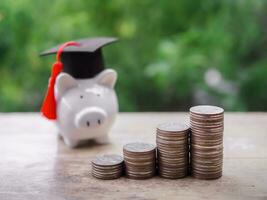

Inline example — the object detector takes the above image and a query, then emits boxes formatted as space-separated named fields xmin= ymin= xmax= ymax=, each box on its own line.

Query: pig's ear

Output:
xmin=96 ymin=69 xmax=117 ymax=88
xmin=55 ymin=73 xmax=78 ymax=99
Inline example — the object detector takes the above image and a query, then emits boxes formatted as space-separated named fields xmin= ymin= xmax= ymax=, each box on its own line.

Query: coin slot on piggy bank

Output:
xmin=40 ymin=37 xmax=119 ymax=148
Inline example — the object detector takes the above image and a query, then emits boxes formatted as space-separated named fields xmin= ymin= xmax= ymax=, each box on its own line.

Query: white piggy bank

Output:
xmin=54 ymin=69 xmax=118 ymax=148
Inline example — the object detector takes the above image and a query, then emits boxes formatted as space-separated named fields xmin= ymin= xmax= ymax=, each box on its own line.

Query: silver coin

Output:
xmin=92 ymin=154 xmax=123 ymax=166
xmin=157 ymin=122 xmax=190 ymax=132
xmin=190 ymin=105 xmax=224 ymax=116
xmin=123 ymin=142 xmax=156 ymax=153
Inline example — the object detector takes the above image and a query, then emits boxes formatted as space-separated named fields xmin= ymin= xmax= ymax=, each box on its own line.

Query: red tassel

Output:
xmin=41 ymin=41 xmax=80 ymax=120
xmin=41 ymin=62 xmax=63 ymax=119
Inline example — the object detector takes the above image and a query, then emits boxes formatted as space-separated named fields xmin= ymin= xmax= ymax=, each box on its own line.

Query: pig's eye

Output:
xmin=80 ymin=95 xmax=83 ymax=99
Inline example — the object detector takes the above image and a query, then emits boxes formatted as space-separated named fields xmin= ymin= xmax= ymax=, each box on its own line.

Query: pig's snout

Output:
xmin=75 ymin=107 xmax=107 ymax=129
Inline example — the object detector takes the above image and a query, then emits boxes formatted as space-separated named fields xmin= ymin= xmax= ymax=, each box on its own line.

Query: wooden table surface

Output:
xmin=0 ymin=112 xmax=267 ymax=200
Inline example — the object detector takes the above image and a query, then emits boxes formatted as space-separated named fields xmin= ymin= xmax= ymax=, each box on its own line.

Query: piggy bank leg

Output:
xmin=95 ymin=135 xmax=109 ymax=144
xmin=63 ymin=136 xmax=79 ymax=148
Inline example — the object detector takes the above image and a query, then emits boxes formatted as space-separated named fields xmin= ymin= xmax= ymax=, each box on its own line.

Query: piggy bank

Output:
xmin=40 ymin=37 xmax=119 ymax=147
xmin=54 ymin=69 xmax=118 ymax=147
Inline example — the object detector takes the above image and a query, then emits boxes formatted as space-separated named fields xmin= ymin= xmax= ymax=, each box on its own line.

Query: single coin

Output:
xmin=190 ymin=113 xmax=224 ymax=121
xmin=159 ymin=173 xmax=187 ymax=179
xmin=92 ymin=164 xmax=123 ymax=170
xmin=92 ymin=167 xmax=123 ymax=173
xmin=92 ymin=169 xmax=122 ymax=176
xmin=124 ymin=160 xmax=155 ymax=167
xmin=157 ymin=122 xmax=190 ymax=133
xmin=190 ymin=121 xmax=224 ymax=129
xmin=191 ymin=133 xmax=223 ymax=139
xmin=126 ymin=173 xmax=155 ymax=180
xmin=156 ymin=138 xmax=188 ymax=145
xmin=156 ymin=134 xmax=188 ymax=141
xmin=190 ymin=115 xmax=224 ymax=123
xmin=157 ymin=143 xmax=189 ymax=149
xmin=123 ymin=155 xmax=155 ymax=162
xmin=191 ymin=152 xmax=223 ymax=159
xmin=92 ymin=173 xmax=122 ymax=180
xmin=191 ymin=126 xmax=224 ymax=133
xmin=190 ymin=105 xmax=224 ymax=116
xmin=125 ymin=165 xmax=155 ymax=171
xmin=123 ymin=142 xmax=156 ymax=153
xmin=92 ymin=154 xmax=123 ymax=167
xmin=192 ymin=171 xmax=222 ymax=180
xmin=159 ymin=167 xmax=188 ymax=173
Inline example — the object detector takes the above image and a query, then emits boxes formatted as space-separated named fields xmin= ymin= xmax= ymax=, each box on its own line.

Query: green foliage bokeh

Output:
xmin=0 ymin=0 xmax=267 ymax=112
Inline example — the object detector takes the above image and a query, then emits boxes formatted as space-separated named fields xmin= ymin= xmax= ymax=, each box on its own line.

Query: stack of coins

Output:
xmin=91 ymin=154 xmax=124 ymax=180
xmin=190 ymin=105 xmax=224 ymax=180
xmin=123 ymin=142 xmax=156 ymax=179
xmin=156 ymin=122 xmax=190 ymax=179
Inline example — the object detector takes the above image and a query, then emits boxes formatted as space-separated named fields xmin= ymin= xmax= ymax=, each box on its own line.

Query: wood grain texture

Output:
xmin=0 ymin=112 xmax=266 ymax=200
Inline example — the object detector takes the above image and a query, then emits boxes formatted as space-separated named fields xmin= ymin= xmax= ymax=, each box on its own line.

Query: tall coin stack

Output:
xmin=190 ymin=105 xmax=224 ymax=180
xmin=156 ymin=122 xmax=190 ymax=179
xmin=123 ymin=142 xmax=156 ymax=179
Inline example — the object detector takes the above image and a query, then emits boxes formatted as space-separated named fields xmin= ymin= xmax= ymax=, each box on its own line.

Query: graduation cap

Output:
xmin=40 ymin=37 xmax=118 ymax=120
xmin=40 ymin=37 xmax=118 ymax=79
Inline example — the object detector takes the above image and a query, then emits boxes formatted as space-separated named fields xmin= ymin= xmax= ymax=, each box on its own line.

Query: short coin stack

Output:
xmin=123 ymin=142 xmax=156 ymax=179
xmin=156 ymin=122 xmax=190 ymax=179
xmin=190 ymin=105 xmax=224 ymax=179
xmin=91 ymin=154 xmax=124 ymax=180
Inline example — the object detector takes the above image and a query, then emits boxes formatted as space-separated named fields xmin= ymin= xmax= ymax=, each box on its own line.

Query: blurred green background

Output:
xmin=0 ymin=0 xmax=267 ymax=112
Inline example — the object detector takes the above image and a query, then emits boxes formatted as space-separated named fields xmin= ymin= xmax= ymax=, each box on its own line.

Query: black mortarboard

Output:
xmin=40 ymin=37 xmax=118 ymax=79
